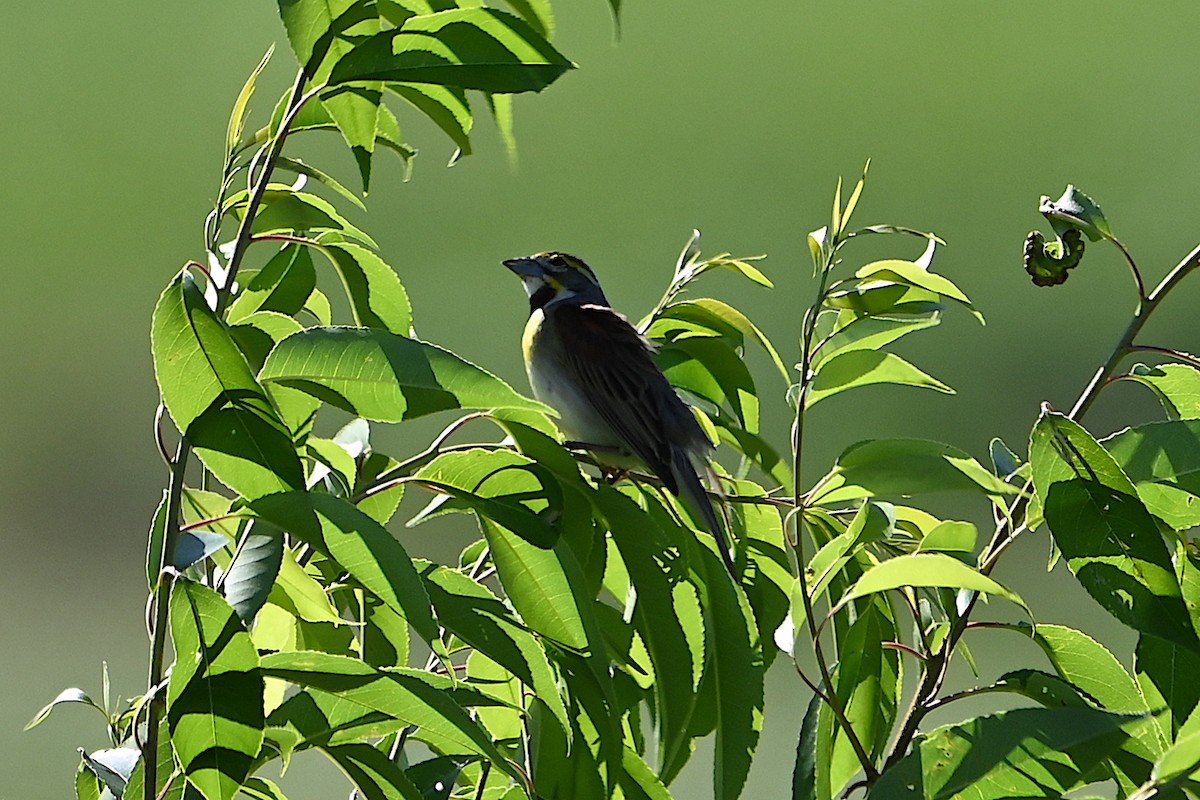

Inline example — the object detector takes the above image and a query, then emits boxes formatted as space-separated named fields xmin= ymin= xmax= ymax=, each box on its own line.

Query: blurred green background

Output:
xmin=5 ymin=1 xmax=1200 ymax=796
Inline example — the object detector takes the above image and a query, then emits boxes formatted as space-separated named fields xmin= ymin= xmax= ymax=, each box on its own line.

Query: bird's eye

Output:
xmin=548 ymin=255 xmax=568 ymax=269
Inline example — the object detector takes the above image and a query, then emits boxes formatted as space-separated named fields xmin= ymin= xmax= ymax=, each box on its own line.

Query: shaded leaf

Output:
xmin=222 ymin=524 xmax=285 ymax=623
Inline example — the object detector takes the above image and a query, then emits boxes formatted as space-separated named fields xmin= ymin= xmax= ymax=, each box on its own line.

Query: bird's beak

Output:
xmin=502 ymin=256 xmax=542 ymax=278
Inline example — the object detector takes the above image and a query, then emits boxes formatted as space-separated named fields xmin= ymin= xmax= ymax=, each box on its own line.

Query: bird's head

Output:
xmin=503 ymin=251 xmax=608 ymax=311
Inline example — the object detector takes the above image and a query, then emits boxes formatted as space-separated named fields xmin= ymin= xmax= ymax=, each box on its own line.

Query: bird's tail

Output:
xmin=670 ymin=447 xmax=738 ymax=578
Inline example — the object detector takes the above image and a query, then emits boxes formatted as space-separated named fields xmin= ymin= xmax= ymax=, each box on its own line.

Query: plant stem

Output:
xmin=879 ymin=239 xmax=1200 ymax=775
xmin=143 ymin=438 xmax=190 ymax=800
xmin=792 ymin=234 xmax=879 ymax=781
xmin=144 ymin=66 xmax=320 ymax=799
xmin=215 ymin=68 xmax=317 ymax=315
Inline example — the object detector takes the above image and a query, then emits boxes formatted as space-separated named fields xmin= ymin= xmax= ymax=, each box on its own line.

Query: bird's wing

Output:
xmin=551 ymin=302 xmax=686 ymax=489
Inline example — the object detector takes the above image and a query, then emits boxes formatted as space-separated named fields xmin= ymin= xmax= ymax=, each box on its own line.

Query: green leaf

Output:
xmin=222 ymin=524 xmax=284 ymax=622
xmin=1041 ymin=184 xmax=1114 ymax=242
xmin=805 ymin=501 xmax=890 ymax=603
xmin=322 ymin=743 xmax=424 ymax=800
xmin=1136 ymin=634 xmax=1200 ymax=739
xmin=151 ymin=271 xmax=277 ymax=434
xmin=25 ymin=687 xmax=107 ymax=731
xmin=792 ymin=695 xmax=819 ymax=800
xmin=660 ymin=337 xmax=759 ymax=432
xmin=418 ymin=562 xmax=569 ymax=737
xmin=259 ymin=327 xmax=551 ymax=421
xmin=825 ymin=602 xmax=900 ymax=794
xmin=227 ymin=47 xmax=273 ymax=154
xmin=651 ymin=298 xmax=788 ymax=381
xmin=917 ymin=521 xmax=977 ymax=554
xmin=251 ymin=491 xmax=437 ymax=641
xmin=1042 ymin=479 xmax=1199 ymax=651
xmin=854 ymin=259 xmax=982 ymax=323
xmin=596 ymin=488 xmax=703 ymax=773
xmin=499 ymin=0 xmax=554 ymax=39
xmin=1123 ymin=363 xmax=1200 ymax=420
xmin=811 ymin=439 xmax=1016 ymax=504
xmin=836 ymin=552 xmax=1029 ymax=617
xmin=262 ymin=651 xmax=516 ymax=774
xmin=228 ymin=245 xmax=317 ymax=322
xmin=824 ymin=281 xmax=942 ymax=317
xmin=317 ymin=241 xmax=412 ymax=333
xmin=388 ymin=82 xmax=473 ymax=157
xmin=1104 ymin=419 xmax=1200 ymax=530
xmin=1152 ymin=730 xmax=1200 ymax=788
xmin=1031 ymin=624 xmax=1149 ymax=712
xmin=275 ymin=155 xmax=366 ymax=210
xmin=805 ymin=349 xmax=953 ymax=407
xmin=329 ymin=8 xmax=574 ymax=94
xmin=167 ymin=580 xmax=264 ymax=800
xmin=1030 ymin=407 xmax=1139 ymax=498
xmin=188 ymin=405 xmax=306 ymax=499
xmin=480 ymin=517 xmax=587 ymax=649
xmin=411 ymin=448 xmax=560 ymax=548
xmin=872 ymin=707 xmax=1132 ymax=799
xmin=231 ymin=189 xmax=376 ymax=247
xmin=812 ymin=311 xmax=940 ymax=369
xmin=274 ymin=0 xmax=374 ymax=70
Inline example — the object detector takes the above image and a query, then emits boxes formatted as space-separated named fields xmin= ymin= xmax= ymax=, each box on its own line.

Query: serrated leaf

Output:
xmin=418 ymin=562 xmax=569 ymax=738
xmin=388 ymin=82 xmax=472 ymax=156
xmin=228 ymin=245 xmax=317 ymax=322
xmin=872 ymin=707 xmax=1133 ymax=798
xmin=1104 ymin=419 xmax=1200 ymax=530
xmin=411 ymin=448 xmax=560 ymax=548
xmin=1041 ymin=184 xmax=1114 ymax=242
xmin=151 ymin=272 xmax=278 ymax=434
xmin=1043 ymin=479 xmax=1199 ymax=651
xmin=229 ymin=189 xmax=375 ymax=247
xmin=329 ymin=8 xmax=573 ymax=94
xmin=262 ymin=652 xmax=516 ymax=775
xmin=251 ymin=491 xmax=437 ymax=641
xmin=322 ymin=743 xmax=424 ymax=800
xmin=167 ymin=580 xmax=264 ymax=800
xmin=480 ymin=517 xmax=587 ymax=649
xmin=259 ymin=326 xmax=551 ymax=422
xmin=316 ymin=241 xmax=412 ymax=333
xmin=1123 ymin=363 xmax=1200 ymax=420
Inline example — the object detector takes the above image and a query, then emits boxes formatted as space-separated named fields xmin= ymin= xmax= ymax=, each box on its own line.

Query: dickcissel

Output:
xmin=503 ymin=251 xmax=735 ymax=574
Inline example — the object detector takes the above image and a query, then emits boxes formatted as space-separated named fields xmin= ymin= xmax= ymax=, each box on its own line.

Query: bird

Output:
xmin=502 ymin=251 xmax=736 ymax=575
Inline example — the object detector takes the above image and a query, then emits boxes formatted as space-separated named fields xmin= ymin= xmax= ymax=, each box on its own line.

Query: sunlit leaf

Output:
xmin=329 ymin=8 xmax=573 ymax=93
xmin=805 ymin=350 xmax=953 ymax=407
xmin=836 ymin=553 xmax=1029 ymax=617
xmin=811 ymin=439 xmax=1016 ymax=504
xmin=251 ymin=491 xmax=437 ymax=641
xmin=151 ymin=271 xmax=277 ymax=434
xmin=1122 ymin=363 xmax=1200 ymax=420
xmin=167 ymin=580 xmax=264 ymax=800
xmin=259 ymin=327 xmax=551 ymax=422
xmin=872 ymin=708 xmax=1132 ymax=798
